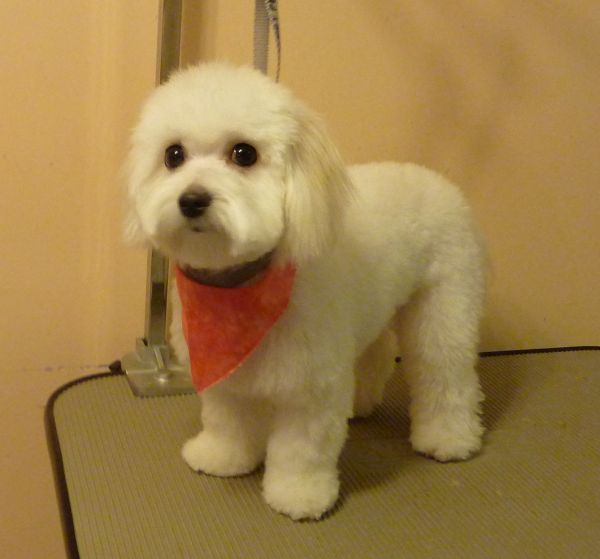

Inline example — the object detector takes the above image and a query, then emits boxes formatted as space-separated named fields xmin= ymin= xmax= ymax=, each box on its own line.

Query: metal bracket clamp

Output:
xmin=121 ymin=338 xmax=194 ymax=397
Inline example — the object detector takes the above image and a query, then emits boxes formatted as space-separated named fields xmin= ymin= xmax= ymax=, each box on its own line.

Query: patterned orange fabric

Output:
xmin=175 ymin=265 xmax=296 ymax=392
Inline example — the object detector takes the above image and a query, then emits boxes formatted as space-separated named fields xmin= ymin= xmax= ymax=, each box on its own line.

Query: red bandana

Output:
xmin=175 ymin=264 xmax=296 ymax=393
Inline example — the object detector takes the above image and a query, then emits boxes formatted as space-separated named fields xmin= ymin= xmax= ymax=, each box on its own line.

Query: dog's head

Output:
xmin=125 ymin=63 xmax=352 ymax=270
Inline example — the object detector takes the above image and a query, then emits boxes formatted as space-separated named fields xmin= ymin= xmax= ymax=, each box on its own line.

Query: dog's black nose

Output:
xmin=178 ymin=191 xmax=213 ymax=218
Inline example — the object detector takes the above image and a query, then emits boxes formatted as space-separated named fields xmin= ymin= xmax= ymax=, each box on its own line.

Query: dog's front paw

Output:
xmin=262 ymin=469 xmax=340 ymax=521
xmin=182 ymin=431 xmax=262 ymax=477
xmin=410 ymin=415 xmax=484 ymax=462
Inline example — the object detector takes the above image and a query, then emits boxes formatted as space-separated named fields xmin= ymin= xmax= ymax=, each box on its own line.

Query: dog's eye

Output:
xmin=231 ymin=143 xmax=258 ymax=167
xmin=165 ymin=144 xmax=186 ymax=169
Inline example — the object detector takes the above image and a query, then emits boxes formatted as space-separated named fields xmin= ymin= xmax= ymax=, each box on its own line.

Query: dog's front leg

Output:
xmin=182 ymin=387 xmax=270 ymax=477
xmin=262 ymin=399 xmax=350 ymax=521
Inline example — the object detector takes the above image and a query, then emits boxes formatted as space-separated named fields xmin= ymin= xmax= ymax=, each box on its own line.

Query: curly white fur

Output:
xmin=126 ymin=63 xmax=486 ymax=520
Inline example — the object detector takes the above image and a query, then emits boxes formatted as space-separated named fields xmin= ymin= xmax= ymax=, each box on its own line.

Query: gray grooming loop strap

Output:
xmin=254 ymin=0 xmax=281 ymax=80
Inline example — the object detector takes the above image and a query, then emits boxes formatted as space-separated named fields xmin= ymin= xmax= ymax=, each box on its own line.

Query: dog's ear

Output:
xmin=281 ymin=106 xmax=352 ymax=264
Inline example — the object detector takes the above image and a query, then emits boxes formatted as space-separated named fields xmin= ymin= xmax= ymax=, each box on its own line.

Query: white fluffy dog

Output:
xmin=125 ymin=63 xmax=486 ymax=520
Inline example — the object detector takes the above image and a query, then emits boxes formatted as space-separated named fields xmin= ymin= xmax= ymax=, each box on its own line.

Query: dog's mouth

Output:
xmin=179 ymin=251 xmax=274 ymax=288
xmin=187 ymin=218 xmax=214 ymax=234
xmin=188 ymin=215 xmax=227 ymax=235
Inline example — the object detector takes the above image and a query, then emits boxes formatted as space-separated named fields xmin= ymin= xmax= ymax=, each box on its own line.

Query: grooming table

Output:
xmin=46 ymin=348 xmax=600 ymax=558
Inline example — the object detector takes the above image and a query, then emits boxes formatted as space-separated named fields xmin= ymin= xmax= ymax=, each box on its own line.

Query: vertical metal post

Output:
xmin=146 ymin=0 xmax=182 ymax=347
xmin=158 ymin=0 xmax=182 ymax=84
xmin=253 ymin=0 xmax=269 ymax=74
xmin=122 ymin=0 xmax=281 ymax=396
xmin=122 ymin=0 xmax=194 ymax=397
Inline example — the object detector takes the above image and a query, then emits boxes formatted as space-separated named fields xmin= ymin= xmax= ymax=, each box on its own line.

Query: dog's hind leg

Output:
xmin=395 ymin=269 xmax=485 ymax=462
xmin=353 ymin=329 xmax=398 ymax=417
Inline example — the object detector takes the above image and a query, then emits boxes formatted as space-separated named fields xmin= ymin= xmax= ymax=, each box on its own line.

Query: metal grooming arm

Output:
xmin=121 ymin=0 xmax=280 ymax=397
xmin=122 ymin=0 xmax=194 ymax=397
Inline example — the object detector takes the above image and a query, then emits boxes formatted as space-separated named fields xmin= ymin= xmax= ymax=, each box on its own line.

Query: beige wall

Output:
xmin=1 ymin=1 xmax=158 ymax=557
xmin=183 ymin=0 xmax=600 ymax=350
xmin=2 ymin=1 xmax=598 ymax=557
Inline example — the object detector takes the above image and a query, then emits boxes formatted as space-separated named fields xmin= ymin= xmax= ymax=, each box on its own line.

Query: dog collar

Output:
xmin=175 ymin=263 xmax=296 ymax=392
xmin=179 ymin=251 xmax=274 ymax=288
